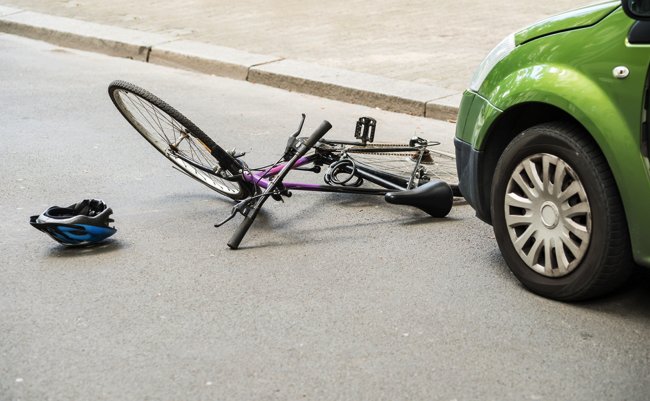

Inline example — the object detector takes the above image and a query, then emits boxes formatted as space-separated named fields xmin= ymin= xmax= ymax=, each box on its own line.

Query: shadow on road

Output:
xmin=46 ymin=238 xmax=125 ymax=258
xmin=578 ymin=268 xmax=650 ymax=319
xmin=487 ymin=248 xmax=650 ymax=317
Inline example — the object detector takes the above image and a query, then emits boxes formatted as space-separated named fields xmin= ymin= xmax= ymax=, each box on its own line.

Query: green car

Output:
xmin=455 ymin=0 xmax=650 ymax=300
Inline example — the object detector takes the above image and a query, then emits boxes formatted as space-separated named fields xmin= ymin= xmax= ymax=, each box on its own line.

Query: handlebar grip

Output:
xmin=302 ymin=120 xmax=332 ymax=150
xmin=227 ymin=215 xmax=255 ymax=250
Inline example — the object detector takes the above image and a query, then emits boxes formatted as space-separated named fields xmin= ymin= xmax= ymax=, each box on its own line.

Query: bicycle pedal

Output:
xmin=409 ymin=136 xmax=428 ymax=147
xmin=355 ymin=117 xmax=376 ymax=144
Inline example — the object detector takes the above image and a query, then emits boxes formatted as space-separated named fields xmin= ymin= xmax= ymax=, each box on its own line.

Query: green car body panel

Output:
xmin=455 ymin=5 xmax=650 ymax=267
xmin=515 ymin=1 xmax=620 ymax=45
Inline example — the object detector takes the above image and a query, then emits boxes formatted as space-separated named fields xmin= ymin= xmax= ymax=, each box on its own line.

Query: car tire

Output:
xmin=491 ymin=121 xmax=634 ymax=301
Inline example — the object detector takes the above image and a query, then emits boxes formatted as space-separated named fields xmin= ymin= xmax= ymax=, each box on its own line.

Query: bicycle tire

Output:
xmin=108 ymin=80 xmax=252 ymax=200
xmin=345 ymin=144 xmax=459 ymax=190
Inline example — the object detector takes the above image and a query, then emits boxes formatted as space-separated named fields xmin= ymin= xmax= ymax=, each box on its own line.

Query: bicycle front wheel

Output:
xmin=108 ymin=80 xmax=251 ymax=200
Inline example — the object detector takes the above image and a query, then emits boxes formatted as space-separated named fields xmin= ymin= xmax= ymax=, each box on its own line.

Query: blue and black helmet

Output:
xmin=30 ymin=199 xmax=117 ymax=246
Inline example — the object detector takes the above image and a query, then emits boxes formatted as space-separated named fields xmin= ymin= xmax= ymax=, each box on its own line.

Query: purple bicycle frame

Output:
xmin=242 ymin=154 xmax=393 ymax=195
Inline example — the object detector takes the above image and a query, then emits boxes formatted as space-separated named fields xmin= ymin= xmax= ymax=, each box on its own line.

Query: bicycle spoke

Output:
xmin=109 ymin=81 xmax=247 ymax=198
xmin=346 ymin=147 xmax=457 ymax=185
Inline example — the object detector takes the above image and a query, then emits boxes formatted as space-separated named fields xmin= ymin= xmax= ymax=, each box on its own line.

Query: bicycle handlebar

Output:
xmin=227 ymin=214 xmax=256 ymax=249
xmin=301 ymin=120 xmax=332 ymax=151
xmin=227 ymin=120 xmax=332 ymax=250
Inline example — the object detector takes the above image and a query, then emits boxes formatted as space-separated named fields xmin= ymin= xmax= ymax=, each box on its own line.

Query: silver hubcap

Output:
xmin=504 ymin=153 xmax=591 ymax=277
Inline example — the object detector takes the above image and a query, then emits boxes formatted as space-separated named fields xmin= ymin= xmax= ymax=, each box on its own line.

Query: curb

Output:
xmin=0 ymin=6 xmax=460 ymax=122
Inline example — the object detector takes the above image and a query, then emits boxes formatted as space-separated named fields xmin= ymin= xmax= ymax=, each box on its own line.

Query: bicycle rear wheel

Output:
xmin=346 ymin=144 xmax=459 ymax=189
xmin=108 ymin=80 xmax=251 ymax=200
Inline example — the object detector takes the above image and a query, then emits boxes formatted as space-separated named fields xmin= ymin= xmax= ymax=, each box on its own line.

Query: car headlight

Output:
xmin=469 ymin=33 xmax=516 ymax=93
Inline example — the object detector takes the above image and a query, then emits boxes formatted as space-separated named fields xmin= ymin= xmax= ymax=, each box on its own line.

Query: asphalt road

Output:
xmin=2 ymin=34 xmax=650 ymax=401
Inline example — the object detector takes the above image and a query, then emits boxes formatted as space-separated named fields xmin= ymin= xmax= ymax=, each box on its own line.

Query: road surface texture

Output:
xmin=2 ymin=34 xmax=650 ymax=401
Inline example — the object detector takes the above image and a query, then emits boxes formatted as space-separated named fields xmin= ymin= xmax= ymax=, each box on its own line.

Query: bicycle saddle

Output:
xmin=384 ymin=180 xmax=453 ymax=218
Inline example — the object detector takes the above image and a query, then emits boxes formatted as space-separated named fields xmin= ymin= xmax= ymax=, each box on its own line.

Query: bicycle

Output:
xmin=108 ymin=80 xmax=460 ymax=249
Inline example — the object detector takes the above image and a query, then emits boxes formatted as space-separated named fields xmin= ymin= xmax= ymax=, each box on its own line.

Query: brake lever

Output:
xmin=214 ymin=197 xmax=256 ymax=227
xmin=283 ymin=113 xmax=307 ymax=161
xmin=214 ymin=208 xmax=238 ymax=227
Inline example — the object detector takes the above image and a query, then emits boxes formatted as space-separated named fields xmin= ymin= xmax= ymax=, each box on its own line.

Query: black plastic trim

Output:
xmin=454 ymin=138 xmax=491 ymax=224
xmin=623 ymin=0 xmax=650 ymax=21
xmin=629 ymin=20 xmax=650 ymax=44
xmin=641 ymin=66 xmax=650 ymax=158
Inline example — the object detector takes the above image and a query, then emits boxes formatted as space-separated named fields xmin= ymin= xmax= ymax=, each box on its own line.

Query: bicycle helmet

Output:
xmin=30 ymin=199 xmax=117 ymax=246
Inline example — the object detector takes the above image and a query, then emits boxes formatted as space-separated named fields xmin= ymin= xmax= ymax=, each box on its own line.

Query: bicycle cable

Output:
xmin=252 ymin=156 xmax=287 ymax=188
xmin=324 ymin=159 xmax=364 ymax=187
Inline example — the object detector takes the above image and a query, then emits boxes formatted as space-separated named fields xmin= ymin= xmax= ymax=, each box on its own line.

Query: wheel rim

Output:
xmin=346 ymin=148 xmax=458 ymax=186
xmin=112 ymin=88 xmax=242 ymax=195
xmin=504 ymin=153 xmax=592 ymax=277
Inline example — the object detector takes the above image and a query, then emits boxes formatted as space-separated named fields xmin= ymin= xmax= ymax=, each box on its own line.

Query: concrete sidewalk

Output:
xmin=0 ymin=0 xmax=581 ymax=120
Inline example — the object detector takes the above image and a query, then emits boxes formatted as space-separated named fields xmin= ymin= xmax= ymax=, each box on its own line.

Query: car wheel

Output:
xmin=491 ymin=122 xmax=633 ymax=301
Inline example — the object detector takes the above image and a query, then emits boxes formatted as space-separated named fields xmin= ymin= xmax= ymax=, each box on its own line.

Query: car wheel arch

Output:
xmin=478 ymin=102 xmax=591 ymax=224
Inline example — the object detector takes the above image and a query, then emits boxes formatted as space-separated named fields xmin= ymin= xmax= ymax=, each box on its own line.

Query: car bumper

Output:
xmin=454 ymin=90 xmax=500 ymax=224
xmin=454 ymin=138 xmax=491 ymax=224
